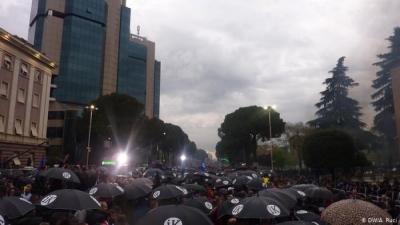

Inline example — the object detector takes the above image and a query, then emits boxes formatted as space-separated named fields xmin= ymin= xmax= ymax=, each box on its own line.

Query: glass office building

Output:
xmin=28 ymin=0 xmax=161 ymax=163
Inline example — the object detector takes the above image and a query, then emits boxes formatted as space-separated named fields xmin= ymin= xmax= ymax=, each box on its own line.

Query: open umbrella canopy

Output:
xmin=88 ymin=183 xmax=124 ymax=197
xmin=246 ymin=178 xmax=264 ymax=191
xmin=291 ymin=184 xmax=316 ymax=191
xmin=304 ymin=187 xmax=334 ymax=200
xmin=0 ymin=197 xmax=35 ymax=219
xmin=216 ymin=198 xmax=241 ymax=219
xmin=184 ymin=184 xmax=205 ymax=192
xmin=131 ymin=178 xmax=153 ymax=188
xmin=258 ymin=189 xmax=297 ymax=209
xmin=143 ymin=168 xmax=164 ymax=178
xmin=228 ymin=196 xmax=290 ymax=219
xmin=170 ymin=177 xmax=186 ymax=185
xmin=283 ymin=188 xmax=307 ymax=199
xmin=213 ymin=177 xmax=233 ymax=188
xmin=39 ymin=168 xmax=80 ymax=183
xmin=163 ymin=171 xmax=179 ymax=179
xmin=150 ymin=185 xmax=186 ymax=200
xmin=37 ymin=189 xmax=101 ymax=211
xmin=136 ymin=205 xmax=213 ymax=225
xmin=237 ymin=170 xmax=261 ymax=179
xmin=232 ymin=175 xmax=253 ymax=186
xmin=294 ymin=210 xmax=330 ymax=225
xmin=321 ymin=199 xmax=392 ymax=225
xmin=194 ymin=172 xmax=211 ymax=178
xmin=123 ymin=182 xmax=153 ymax=200
xmin=182 ymin=197 xmax=214 ymax=215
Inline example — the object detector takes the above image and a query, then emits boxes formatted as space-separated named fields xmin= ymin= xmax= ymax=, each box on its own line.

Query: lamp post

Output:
xmin=265 ymin=105 xmax=276 ymax=171
xmin=149 ymin=132 xmax=166 ymax=164
xmin=86 ymin=105 xmax=98 ymax=168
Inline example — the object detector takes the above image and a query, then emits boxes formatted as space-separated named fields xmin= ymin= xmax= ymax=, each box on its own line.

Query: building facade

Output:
xmin=0 ymin=28 xmax=56 ymax=167
xmin=28 ymin=0 xmax=161 ymax=163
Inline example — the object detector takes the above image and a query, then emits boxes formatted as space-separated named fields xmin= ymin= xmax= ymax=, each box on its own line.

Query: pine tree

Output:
xmin=308 ymin=57 xmax=366 ymax=130
xmin=371 ymin=27 xmax=400 ymax=144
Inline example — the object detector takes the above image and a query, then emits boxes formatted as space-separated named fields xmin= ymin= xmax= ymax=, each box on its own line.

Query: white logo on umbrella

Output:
xmin=232 ymin=204 xmax=244 ymax=215
xmin=153 ymin=191 xmax=161 ymax=198
xmin=173 ymin=173 xmax=176 ymax=177
xmin=204 ymin=173 xmax=209 ymax=176
xmin=311 ymin=222 xmax=319 ymax=225
xmin=116 ymin=186 xmax=124 ymax=193
xmin=233 ymin=179 xmax=236 ymax=184
xmin=90 ymin=196 xmax=101 ymax=206
xmin=223 ymin=181 xmax=229 ymax=185
xmin=205 ymin=202 xmax=213 ymax=209
xmin=216 ymin=179 xmax=221 ymax=183
xmin=252 ymin=173 xmax=258 ymax=178
xmin=129 ymin=171 xmax=133 ymax=175
xmin=19 ymin=198 xmax=32 ymax=204
xmin=89 ymin=188 xmax=98 ymax=195
xmin=296 ymin=210 xmax=308 ymax=214
xmin=231 ymin=198 xmax=240 ymax=204
xmin=267 ymin=205 xmax=281 ymax=216
xmin=297 ymin=191 xmax=306 ymax=196
xmin=246 ymin=176 xmax=253 ymax=180
xmin=0 ymin=215 xmax=5 ymax=225
xmin=176 ymin=186 xmax=183 ymax=192
xmin=164 ymin=217 xmax=182 ymax=225
xmin=62 ymin=172 xmax=71 ymax=179
xmin=41 ymin=195 xmax=57 ymax=205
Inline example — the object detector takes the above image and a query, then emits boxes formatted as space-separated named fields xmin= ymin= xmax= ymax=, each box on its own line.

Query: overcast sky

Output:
xmin=1 ymin=1 xmax=399 ymax=154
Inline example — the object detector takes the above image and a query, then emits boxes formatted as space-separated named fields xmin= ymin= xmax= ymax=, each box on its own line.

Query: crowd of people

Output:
xmin=1 ymin=164 xmax=399 ymax=225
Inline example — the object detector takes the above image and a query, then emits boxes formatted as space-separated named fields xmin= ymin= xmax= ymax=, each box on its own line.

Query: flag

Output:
xmin=38 ymin=155 xmax=45 ymax=171
xmin=200 ymin=160 xmax=206 ymax=172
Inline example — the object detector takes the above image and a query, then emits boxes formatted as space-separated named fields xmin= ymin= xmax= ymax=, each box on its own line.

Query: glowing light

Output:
xmin=180 ymin=155 xmax=186 ymax=161
xmin=117 ymin=152 xmax=128 ymax=165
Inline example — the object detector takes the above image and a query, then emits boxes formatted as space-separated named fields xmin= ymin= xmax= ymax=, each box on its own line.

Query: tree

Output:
xmin=216 ymin=106 xmax=285 ymax=164
xmin=195 ymin=149 xmax=209 ymax=161
xmin=159 ymin=123 xmax=192 ymax=166
xmin=283 ymin=122 xmax=314 ymax=171
xmin=308 ymin=57 xmax=366 ymax=131
xmin=371 ymin=27 xmax=400 ymax=156
xmin=302 ymin=129 xmax=358 ymax=180
xmin=76 ymin=93 xmax=146 ymax=165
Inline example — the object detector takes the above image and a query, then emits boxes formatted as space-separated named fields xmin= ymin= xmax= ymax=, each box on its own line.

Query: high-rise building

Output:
xmin=0 ymin=27 xmax=57 ymax=167
xmin=28 ymin=0 xmax=161 ymax=163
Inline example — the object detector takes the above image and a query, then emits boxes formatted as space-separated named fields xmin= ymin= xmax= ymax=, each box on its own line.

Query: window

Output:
xmin=0 ymin=82 xmax=8 ymax=98
xmin=35 ymin=70 xmax=42 ymax=83
xmin=33 ymin=94 xmax=40 ymax=107
xmin=3 ymin=54 xmax=12 ymax=69
xmin=15 ymin=119 xmax=23 ymax=135
xmin=18 ymin=88 xmax=25 ymax=103
xmin=20 ymin=63 xmax=28 ymax=76
xmin=0 ymin=115 xmax=4 ymax=133
xmin=31 ymin=122 xmax=38 ymax=137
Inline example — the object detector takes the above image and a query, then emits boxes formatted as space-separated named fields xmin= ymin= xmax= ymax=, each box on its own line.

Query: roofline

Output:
xmin=0 ymin=27 xmax=57 ymax=69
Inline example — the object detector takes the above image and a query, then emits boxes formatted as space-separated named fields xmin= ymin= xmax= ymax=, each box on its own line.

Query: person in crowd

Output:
xmin=21 ymin=184 xmax=32 ymax=201
xmin=102 ymin=209 xmax=117 ymax=225
xmin=89 ymin=201 xmax=109 ymax=225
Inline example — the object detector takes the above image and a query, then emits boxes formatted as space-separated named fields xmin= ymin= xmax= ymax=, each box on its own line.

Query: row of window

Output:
xmin=0 ymin=81 xmax=41 ymax=107
xmin=0 ymin=115 xmax=38 ymax=137
xmin=2 ymin=52 xmax=44 ymax=83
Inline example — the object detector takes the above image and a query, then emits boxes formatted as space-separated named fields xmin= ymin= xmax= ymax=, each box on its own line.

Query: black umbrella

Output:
xmin=291 ymin=184 xmax=316 ymax=191
xmin=237 ymin=170 xmax=261 ymax=179
xmin=246 ymin=178 xmax=264 ymax=191
xmin=213 ymin=177 xmax=233 ymax=188
xmin=228 ymin=196 xmax=290 ymax=219
xmin=18 ymin=177 xmax=34 ymax=186
xmin=95 ymin=166 xmax=110 ymax=174
xmin=258 ymin=189 xmax=297 ymax=209
xmin=163 ymin=171 xmax=179 ymax=179
xmin=194 ymin=171 xmax=211 ymax=178
xmin=39 ymin=168 xmax=80 ymax=183
xmin=123 ymin=183 xmax=152 ymax=200
xmin=294 ymin=210 xmax=330 ymax=225
xmin=136 ymin=205 xmax=213 ymax=225
xmin=131 ymin=178 xmax=154 ymax=188
xmin=184 ymin=184 xmax=205 ymax=192
xmin=283 ymin=188 xmax=307 ymax=199
xmin=232 ymin=175 xmax=253 ymax=186
xmin=36 ymin=189 xmax=101 ymax=211
xmin=143 ymin=169 xmax=164 ymax=178
xmin=304 ymin=187 xmax=334 ymax=200
xmin=0 ymin=197 xmax=35 ymax=219
xmin=88 ymin=183 xmax=124 ymax=197
xmin=183 ymin=173 xmax=199 ymax=180
xmin=182 ymin=197 xmax=214 ymax=215
xmin=216 ymin=198 xmax=241 ymax=219
xmin=150 ymin=185 xmax=185 ymax=200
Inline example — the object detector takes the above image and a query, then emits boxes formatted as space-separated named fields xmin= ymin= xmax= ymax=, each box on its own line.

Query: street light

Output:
xmin=149 ymin=132 xmax=166 ymax=164
xmin=265 ymin=105 xmax=276 ymax=171
xmin=86 ymin=105 xmax=98 ymax=168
